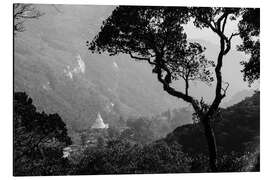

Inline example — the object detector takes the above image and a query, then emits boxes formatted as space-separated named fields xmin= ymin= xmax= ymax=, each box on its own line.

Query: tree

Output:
xmin=121 ymin=117 xmax=155 ymax=144
xmin=13 ymin=3 xmax=44 ymax=34
xmin=238 ymin=8 xmax=260 ymax=85
xmin=14 ymin=92 xmax=72 ymax=175
xmin=87 ymin=6 xmax=257 ymax=171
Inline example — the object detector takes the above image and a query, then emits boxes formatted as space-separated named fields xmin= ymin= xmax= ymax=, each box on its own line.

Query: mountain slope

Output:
xmin=164 ymin=91 xmax=259 ymax=154
xmin=221 ymin=89 xmax=255 ymax=108
xmin=14 ymin=5 xmax=180 ymax=137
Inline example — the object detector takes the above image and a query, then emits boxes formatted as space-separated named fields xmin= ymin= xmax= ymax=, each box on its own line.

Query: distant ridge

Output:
xmin=221 ymin=89 xmax=255 ymax=108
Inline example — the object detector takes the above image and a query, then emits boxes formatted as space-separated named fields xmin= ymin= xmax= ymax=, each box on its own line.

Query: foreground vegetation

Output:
xmin=14 ymin=91 xmax=259 ymax=175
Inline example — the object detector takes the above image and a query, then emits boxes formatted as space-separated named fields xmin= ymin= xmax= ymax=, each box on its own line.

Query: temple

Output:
xmin=91 ymin=112 xmax=109 ymax=129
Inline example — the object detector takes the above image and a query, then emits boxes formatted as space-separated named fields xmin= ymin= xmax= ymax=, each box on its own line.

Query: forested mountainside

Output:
xmin=14 ymin=4 xmax=180 ymax=135
xmin=164 ymin=91 xmax=259 ymax=156
xmin=14 ymin=5 xmax=252 ymax=137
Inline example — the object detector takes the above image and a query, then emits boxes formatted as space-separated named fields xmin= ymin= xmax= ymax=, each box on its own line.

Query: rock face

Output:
xmin=91 ymin=112 xmax=109 ymax=129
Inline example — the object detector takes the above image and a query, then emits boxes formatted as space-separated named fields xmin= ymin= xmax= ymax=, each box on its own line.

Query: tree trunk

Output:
xmin=185 ymin=79 xmax=189 ymax=96
xmin=201 ymin=116 xmax=218 ymax=172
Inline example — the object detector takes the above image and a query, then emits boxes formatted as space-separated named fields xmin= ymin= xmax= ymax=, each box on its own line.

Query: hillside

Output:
xmin=164 ymin=91 xmax=259 ymax=155
xmin=221 ymin=89 xmax=255 ymax=108
xmin=14 ymin=5 xmax=180 ymax=136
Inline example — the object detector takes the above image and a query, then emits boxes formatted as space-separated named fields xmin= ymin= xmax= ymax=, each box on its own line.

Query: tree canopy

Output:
xmin=238 ymin=8 xmax=260 ymax=85
xmin=88 ymin=6 xmax=247 ymax=118
xmin=88 ymin=6 xmax=215 ymax=104
xmin=14 ymin=92 xmax=72 ymax=175
xmin=87 ymin=6 xmax=260 ymax=171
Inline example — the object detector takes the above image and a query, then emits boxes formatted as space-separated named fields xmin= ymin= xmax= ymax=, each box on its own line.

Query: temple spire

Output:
xmin=91 ymin=112 xmax=109 ymax=129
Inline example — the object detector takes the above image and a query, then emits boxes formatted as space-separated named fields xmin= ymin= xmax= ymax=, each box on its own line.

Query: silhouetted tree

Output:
xmin=14 ymin=92 xmax=72 ymax=175
xmin=87 ymin=6 xmax=258 ymax=171
xmin=13 ymin=3 xmax=44 ymax=34
xmin=238 ymin=8 xmax=260 ymax=85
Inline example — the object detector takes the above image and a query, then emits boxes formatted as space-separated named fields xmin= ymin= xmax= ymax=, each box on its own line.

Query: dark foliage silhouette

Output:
xmin=13 ymin=4 xmax=44 ymax=34
xmin=164 ymin=91 xmax=259 ymax=171
xmin=238 ymin=8 xmax=260 ymax=85
xmin=13 ymin=91 xmax=259 ymax=175
xmin=14 ymin=92 xmax=72 ymax=176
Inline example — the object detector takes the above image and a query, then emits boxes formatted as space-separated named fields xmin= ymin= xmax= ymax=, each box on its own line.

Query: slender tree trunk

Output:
xmin=185 ymin=79 xmax=189 ymax=96
xmin=201 ymin=116 xmax=218 ymax=172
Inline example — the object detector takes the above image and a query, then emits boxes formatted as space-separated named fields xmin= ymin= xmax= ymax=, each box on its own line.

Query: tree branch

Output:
xmin=229 ymin=32 xmax=240 ymax=41
xmin=217 ymin=12 xmax=228 ymax=31
xmin=152 ymin=55 xmax=203 ymax=117
xmin=221 ymin=81 xmax=230 ymax=98
xmin=221 ymin=15 xmax=228 ymax=33
xmin=128 ymin=51 xmax=156 ymax=65
xmin=223 ymin=32 xmax=240 ymax=55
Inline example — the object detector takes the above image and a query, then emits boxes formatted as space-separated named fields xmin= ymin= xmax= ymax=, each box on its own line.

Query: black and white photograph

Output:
xmin=10 ymin=1 xmax=262 ymax=177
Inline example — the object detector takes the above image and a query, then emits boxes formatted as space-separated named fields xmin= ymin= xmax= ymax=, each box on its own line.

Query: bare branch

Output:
xmin=207 ymin=20 xmax=218 ymax=34
xmin=221 ymin=81 xmax=230 ymax=97
xmin=221 ymin=15 xmax=228 ymax=33
xmin=14 ymin=4 xmax=44 ymax=34
xmin=223 ymin=32 xmax=240 ymax=55
xmin=151 ymin=55 xmax=203 ymax=117
xmin=217 ymin=12 xmax=228 ymax=31
xmin=229 ymin=32 xmax=240 ymax=41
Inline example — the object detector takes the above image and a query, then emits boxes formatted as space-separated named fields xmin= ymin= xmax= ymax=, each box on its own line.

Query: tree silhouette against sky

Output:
xmin=238 ymin=8 xmax=260 ymax=85
xmin=88 ymin=6 xmax=260 ymax=171
xmin=13 ymin=4 xmax=44 ymax=34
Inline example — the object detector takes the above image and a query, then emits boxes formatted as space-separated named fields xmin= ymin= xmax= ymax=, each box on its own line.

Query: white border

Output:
xmin=6 ymin=0 xmax=262 ymax=7
xmin=1 ymin=0 xmax=269 ymax=179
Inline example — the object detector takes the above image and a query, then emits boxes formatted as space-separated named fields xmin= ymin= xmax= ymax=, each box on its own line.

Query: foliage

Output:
xmin=88 ymin=6 xmax=214 ymax=92
xmin=149 ymin=108 xmax=193 ymax=139
xmin=238 ymin=8 xmax=260 ymax=85
xmin=13 ymin=91 xmax=259 ymax=175
xmin=120 ymin=117 xmax=155 ymax=144
xmin=164 ymin=91 xmax=259 ymax=158
xmin=88 ymin=6 xmax=260 ymax=171
xmin=88 ymin=6 xmax=188 ymax=56
xmin=14 ymin=92 xmax=72 ymax=176
xmin=71 ymin=139 xmax=191 ymax=174
xmin=217 ymin=151 xmax=259 ymax=172
xmin=14 ymin=4 xmax=44 ymax=34
xmin=188 ymin=150 xmax=260 ymax=172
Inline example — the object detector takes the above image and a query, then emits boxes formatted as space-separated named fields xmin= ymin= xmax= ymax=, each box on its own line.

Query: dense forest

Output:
xmin=14 ymin=91 xmax=259 ymax=175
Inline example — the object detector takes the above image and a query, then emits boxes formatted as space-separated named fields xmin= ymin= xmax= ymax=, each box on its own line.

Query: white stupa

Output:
xmin=91 ymin=112 xmax=109 ymax=129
